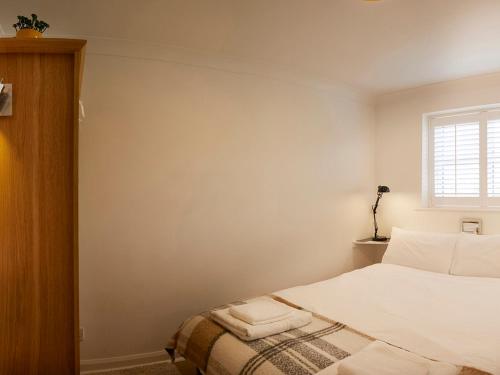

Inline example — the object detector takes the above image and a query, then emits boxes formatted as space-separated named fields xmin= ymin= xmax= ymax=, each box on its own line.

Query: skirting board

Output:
xmin=80 ymin=350 xmax=177 ymax=373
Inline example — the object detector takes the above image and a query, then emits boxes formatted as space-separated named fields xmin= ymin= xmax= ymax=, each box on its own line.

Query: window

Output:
xmin=423 ymin=104 xmax=500 ymax=208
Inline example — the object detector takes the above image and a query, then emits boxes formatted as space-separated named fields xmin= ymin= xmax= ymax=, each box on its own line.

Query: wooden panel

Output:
xmin=0 ymin=42 xmax=83 ymax=374
xmin=0 ymin=38 xmax=86 ymax=54
xmin=38 ymin=54 xmax=76 ymax=374
xmin=0 ymin=53 xmax=40 ymax=375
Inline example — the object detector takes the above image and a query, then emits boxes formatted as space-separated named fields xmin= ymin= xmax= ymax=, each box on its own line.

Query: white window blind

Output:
xmin=433 ymin=122 xmax=480 ymax=198
xmin=487 ymin=119 xmax=500 ymax=197
xmin=425 ymin=105 xmax=500 ymax=208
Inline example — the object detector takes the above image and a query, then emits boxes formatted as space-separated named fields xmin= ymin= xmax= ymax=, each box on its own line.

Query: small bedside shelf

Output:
xmin=353 ymin=238 xmax=390 ymax=246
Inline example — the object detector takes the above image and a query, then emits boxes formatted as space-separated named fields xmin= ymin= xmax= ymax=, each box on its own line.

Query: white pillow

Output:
xmin=382 ymin=227 xmax=458 ymax=274
xmin=451 ymin=233 xmax=500 ymax=278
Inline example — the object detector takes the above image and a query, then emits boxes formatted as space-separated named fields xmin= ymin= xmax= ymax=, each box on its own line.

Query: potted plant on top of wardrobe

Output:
xmin=13 ymin=14 xmax=50 ymax=38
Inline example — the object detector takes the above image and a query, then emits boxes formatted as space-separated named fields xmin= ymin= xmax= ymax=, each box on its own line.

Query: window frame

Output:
xmin=422 ymin=103 xmax=500 ymax=209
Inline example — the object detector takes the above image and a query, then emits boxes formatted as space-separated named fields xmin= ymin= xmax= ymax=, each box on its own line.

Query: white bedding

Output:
xmin=336 ymin=341 xmax=460 ymax=375
xmin=274 ymin=264 xmax=500 ymax=374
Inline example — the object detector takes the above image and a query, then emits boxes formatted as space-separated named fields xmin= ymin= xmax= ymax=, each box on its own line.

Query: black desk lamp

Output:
xmin=372 ymin=185 xmax=390 ymax=241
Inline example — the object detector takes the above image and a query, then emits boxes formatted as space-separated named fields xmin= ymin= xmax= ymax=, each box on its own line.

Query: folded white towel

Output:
xmin=211 ymin=305 xmax=312 ymax=341
xmin=337 ymin=341 xmax=460 ymax=375
xmin=229 ymin=299 xmax=293 ymax=325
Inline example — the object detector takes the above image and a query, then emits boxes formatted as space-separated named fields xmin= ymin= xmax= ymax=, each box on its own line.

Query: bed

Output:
xmin=167 ymin=228 xmax=500 ymax=375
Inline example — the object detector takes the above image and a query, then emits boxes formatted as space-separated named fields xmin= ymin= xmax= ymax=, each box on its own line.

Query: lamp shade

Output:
xmin=377 ymin=185 xmax=390 ymax=193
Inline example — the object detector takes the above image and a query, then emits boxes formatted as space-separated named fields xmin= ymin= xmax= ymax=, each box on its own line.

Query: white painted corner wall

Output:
xmin=78 ymin=54 xmax=500 ymax=369
xmin=78 ymin=37 xmax=378 ymax=363
xmin=375 ymin=71 xmax=500 ymax=236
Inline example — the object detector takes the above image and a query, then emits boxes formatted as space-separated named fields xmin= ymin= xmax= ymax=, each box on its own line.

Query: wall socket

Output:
xmin=79 ymin=327 xmax=85 ymax=342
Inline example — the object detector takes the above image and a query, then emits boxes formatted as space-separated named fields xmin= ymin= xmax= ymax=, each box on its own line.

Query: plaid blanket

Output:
xmin=167 ymin=299 xmax=489 ymax=375
xmin=168 ymin=300 xmax=372 ymax=375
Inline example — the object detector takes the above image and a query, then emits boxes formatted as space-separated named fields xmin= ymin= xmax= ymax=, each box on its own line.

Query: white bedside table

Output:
xmin=353 ymin=238 xmax=390 ymax=246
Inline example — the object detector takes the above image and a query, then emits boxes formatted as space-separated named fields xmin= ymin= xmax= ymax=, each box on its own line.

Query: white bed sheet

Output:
xmin=274 ymin=264 xmax=500 ymax=374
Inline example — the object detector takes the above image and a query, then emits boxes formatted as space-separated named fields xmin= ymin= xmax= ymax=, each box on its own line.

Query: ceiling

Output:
xmin=3 ymin=0 xmax=500 ymax=94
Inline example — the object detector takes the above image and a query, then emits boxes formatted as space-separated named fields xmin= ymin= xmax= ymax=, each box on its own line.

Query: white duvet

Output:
xmin=274 ymin=264 xmax=500 ymax=374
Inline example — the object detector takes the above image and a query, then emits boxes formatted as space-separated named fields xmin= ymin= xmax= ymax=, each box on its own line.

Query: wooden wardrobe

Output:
xmin=0 ymin=38 xmax=86 ymax=375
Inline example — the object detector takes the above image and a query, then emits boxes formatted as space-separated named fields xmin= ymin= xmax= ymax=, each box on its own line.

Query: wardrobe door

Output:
xmin=0 ymin=39 xmax=85 ymax=375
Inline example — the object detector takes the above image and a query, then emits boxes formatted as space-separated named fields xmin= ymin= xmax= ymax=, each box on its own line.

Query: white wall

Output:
xmin=375 ymin=71 xmax=500 ymax=235
xmin=78 ymin=38 xmax=377 ymax=360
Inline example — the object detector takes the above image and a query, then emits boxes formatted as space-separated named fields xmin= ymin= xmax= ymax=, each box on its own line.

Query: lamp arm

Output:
xmin=372 ymin=193 xmax=382 ymax=239
xmin=372 ymin=193 xmax=381 ymax=214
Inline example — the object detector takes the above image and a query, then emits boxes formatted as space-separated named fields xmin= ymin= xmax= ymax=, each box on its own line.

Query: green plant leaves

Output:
xmin=12 ymin=13 xmax=50 ymax=33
